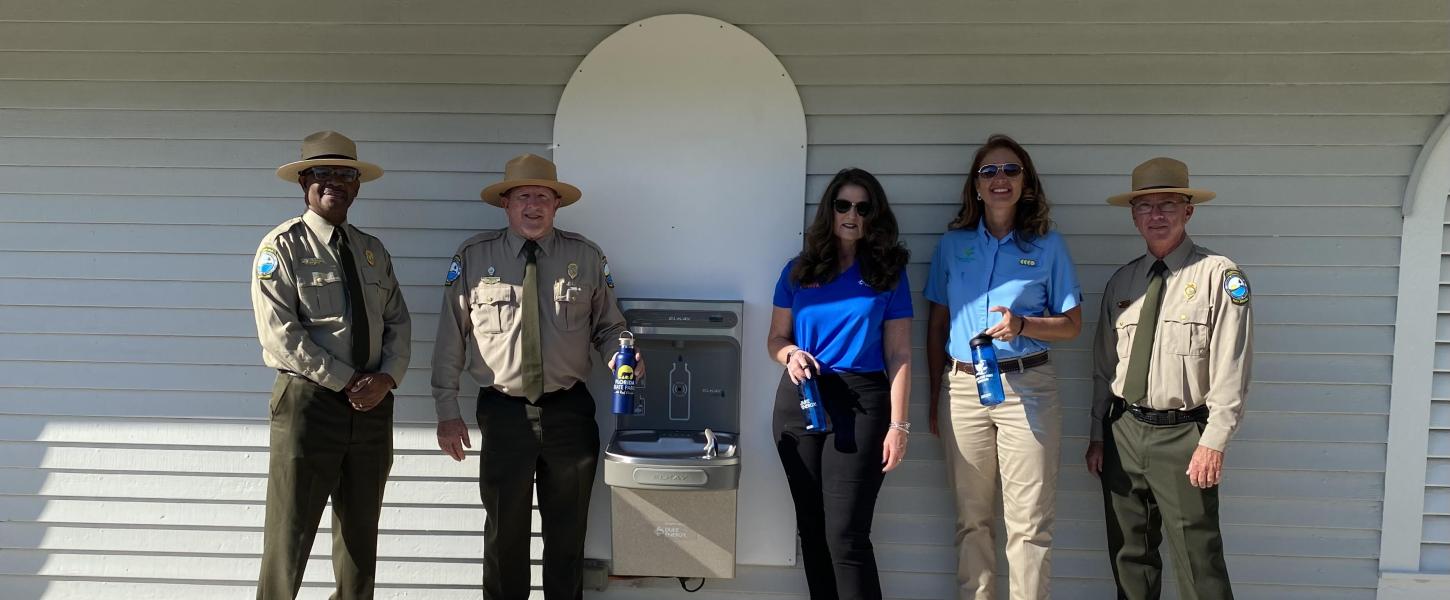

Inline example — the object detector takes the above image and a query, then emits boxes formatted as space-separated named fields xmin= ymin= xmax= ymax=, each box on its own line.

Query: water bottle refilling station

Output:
xmin=603 ymin=299 xmax=743 ymax=578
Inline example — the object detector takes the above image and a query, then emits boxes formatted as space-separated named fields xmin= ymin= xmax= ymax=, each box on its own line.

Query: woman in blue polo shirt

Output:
xmin=925 ymin=134 xmax=1082 ymax=600
xmin=767 ymin=167 xmax=912 ymax=600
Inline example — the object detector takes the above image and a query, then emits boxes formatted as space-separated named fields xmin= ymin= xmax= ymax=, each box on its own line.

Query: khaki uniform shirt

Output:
xmin=431 ymin=228 xmax=627 ymax=421
xmin=251 ymin=210 xmax=412 ymax=392
xmin=1091 ymin=237 xmax=1253 ymax=451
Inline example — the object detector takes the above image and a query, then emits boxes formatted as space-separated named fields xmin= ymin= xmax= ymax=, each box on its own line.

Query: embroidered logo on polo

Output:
xmin=1223 ymin=269 xmax=1250 ymax=305
xmin=958 ymin=247 xmax=976 ymax=262
xmin=1018 ymin=258 xmax=1037 ymax=267
xmin=444 ymin=255 xmax=462 ymax=286
xmin=256 ymin=247 xmax=280 ymax=280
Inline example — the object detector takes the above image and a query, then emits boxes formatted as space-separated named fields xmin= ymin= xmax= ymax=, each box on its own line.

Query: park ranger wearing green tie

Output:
xmin=1085 ymin=157 xmax=1253 ymax=600
xmin=251 ymin=131 xmax=412 ymax=599
xmin=431 ymin=153 xmax=634 ymax=600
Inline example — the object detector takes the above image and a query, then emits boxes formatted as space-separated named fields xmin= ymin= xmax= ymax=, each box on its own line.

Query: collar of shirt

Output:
xmin=1133 ymin=235 xmax=1196 ymax=280
xmin=975 ymin=220 xmax=1017 ymax=248
xmin=301 ymin=209 xmax=347 ymax=244
xmin=504 ymin=227 xmax=557 ymax=259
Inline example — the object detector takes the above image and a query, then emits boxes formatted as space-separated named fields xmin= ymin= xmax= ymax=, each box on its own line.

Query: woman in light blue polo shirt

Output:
xmin=925 ymin=134 xmax=1083 ymax=600
xmin=766 ymin=167 xmax=912 ymax=600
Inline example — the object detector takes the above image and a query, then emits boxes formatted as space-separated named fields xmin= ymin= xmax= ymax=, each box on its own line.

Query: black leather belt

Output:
xmin=1121 ymin=401 xmax=1209 ymax=426
xmin=950 ymin=352 xmax=1050 ymax=376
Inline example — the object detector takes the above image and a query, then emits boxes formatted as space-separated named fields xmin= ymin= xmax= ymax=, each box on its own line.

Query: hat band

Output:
xmin=1135 ymin=184 xmax=1189 ymax=192
xmin=304 ymin=153 xmax=358 ymax=161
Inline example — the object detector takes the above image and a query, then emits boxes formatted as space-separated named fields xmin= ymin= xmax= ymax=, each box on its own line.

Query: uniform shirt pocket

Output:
xmin=470 ymin=282 xmax=517 ymax=335
xmin=362 ymin=267 xmax=388 ymax=312
xmin=1160 ymin=305 xmax=1211 ymax=356
xmin=297 ymin=270 xmax=345 ymax=319
xmin=1112 ymin=303 xmax=1141 ymax=359
xmin=553 ymin=279 xmax=591 ymax=331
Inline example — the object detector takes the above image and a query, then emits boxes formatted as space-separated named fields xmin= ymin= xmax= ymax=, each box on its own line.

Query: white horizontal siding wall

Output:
xmin=1 ymin=1 xmax=1447 ymax=599
xmin=1429 ymin=197 xmax=1450 ymax=571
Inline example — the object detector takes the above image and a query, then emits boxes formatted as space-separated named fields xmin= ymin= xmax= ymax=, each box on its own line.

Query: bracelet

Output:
xmin=888 ymin=421 xmax=911 ymax=433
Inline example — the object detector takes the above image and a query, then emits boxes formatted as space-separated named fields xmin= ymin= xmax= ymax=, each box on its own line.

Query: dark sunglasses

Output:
xmin=976 ymin=163 xmax=1024 ymax=178
xmin=302 ymin=166 xmax=361 ymax=183
xmin=833 ymin=199 xmax=874 ymax=218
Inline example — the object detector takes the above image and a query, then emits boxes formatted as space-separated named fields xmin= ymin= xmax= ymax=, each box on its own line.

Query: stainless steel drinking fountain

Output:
xmin=603 ymin=299 xmax=742 ymax=578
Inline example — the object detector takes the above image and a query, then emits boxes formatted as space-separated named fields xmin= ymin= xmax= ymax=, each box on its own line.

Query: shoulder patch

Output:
xmin=256 ymin=247 xmax=280 ymax=280
xmin=1223 ymin=268 xmax=1250 ymax=305
xmin=602 ymin=256 xmax=614 ymax=288
xmin=445 ymin=255 xmax=463 ymax=286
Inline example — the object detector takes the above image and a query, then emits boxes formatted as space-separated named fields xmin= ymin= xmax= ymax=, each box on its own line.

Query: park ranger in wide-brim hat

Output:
xmin=480 ymin=153 xmax=582 ymax=207
xmin=275 ymin=130 xmax=384 ymax=183
xmin=1106 ymin=157 xmax=1216 ymax=206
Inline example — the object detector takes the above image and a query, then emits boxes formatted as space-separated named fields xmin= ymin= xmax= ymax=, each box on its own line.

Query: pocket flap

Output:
xmin=474 ymin=284 xmax=514 ymax=305
xmin=299 ymin=271 xmax=343 ymax=287
xmin=1162 ymin=304 xmax=1210 ymax=325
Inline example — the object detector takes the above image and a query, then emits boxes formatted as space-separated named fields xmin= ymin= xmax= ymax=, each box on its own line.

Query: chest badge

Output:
xmin=1019 ymin=258 xmax=1037 ymax=267
xmin=568 ymin=262 xmax=578 ymax=279
xmin=1183 ymin=282 xmax=1197 ymax=301
xmin=364 ymin=249 xmax=376 ymax=267
xmin=1117 ymin=300 xmax=1131 ymax=309
xmin=487 ymin=266 xmax=496 ymax=276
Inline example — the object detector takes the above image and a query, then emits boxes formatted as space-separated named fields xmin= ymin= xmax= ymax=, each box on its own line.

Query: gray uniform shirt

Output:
xmin=431 ymin=227 xmax=627 ymax=421
xmin=1091 ymin=237 xmax=1253 ymax=451
xmin=251 ymin=209 xmax=412 ymax=391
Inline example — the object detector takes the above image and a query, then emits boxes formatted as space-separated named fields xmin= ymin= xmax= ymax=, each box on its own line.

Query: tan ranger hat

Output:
xmin=480 ymin=153 xmax=582 ymax=208
xmin=1107 ymin=157 xmax=1215 ymax=206
xmin=275 ymin=130 xmax=383 ymax=183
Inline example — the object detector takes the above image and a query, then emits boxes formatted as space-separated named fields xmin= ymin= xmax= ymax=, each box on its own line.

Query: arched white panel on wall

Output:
xmin=553 ymin=14 xmax=806 ymax=566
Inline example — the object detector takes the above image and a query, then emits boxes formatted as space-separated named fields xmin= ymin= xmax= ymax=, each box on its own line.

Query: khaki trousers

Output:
xmin=940 ymin=363 xmax=1060 ymax=600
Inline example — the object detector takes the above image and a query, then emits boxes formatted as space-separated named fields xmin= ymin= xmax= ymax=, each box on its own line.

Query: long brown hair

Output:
xmin=949 ymin=134 xmax=1053 ymax=245
xmin=791 ymin=168 xmax=909 ymax=291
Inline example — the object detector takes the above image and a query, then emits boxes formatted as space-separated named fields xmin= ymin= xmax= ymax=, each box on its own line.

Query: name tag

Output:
xmin=301 ymin=258 xmax=324 ymax=266
xmin=481 ymin=277 xmax=501 ymax=285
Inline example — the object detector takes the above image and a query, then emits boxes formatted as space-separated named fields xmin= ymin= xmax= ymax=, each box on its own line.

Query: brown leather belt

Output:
xmin=950 ymin=352 xmax=1050 ymax=376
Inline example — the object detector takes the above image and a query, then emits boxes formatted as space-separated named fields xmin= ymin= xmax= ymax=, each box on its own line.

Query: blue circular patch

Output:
xmin=256 ymin=249 xmax=279 ymax=278
xmin=1223 ymin=270 xmax=1250 ymax=305
xmin=445 ymin=257 xmax=462 ymax=285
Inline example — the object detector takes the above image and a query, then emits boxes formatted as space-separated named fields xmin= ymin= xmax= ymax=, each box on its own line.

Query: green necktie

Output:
xmin=334 ymin=228 xmax=370 ymax=369
xmin=520 ymin=239 xmax=544 ymax=402
xmin=1122 ymin=260 xmax=1167 ymax=405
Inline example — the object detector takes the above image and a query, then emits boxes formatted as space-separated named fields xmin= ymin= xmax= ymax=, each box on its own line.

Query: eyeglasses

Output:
xmin=977 ymin=163 xmax=1023 ymax=179
xmin=1130 ymin=199 xmax=1189 ymax=215
xmin=302 ymin=166 xmax=361 ymax=183
xmin=833 ymin=199 xmax=874 ymax=218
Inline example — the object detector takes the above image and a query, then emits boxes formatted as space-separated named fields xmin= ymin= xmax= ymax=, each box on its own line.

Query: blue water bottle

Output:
xmin=798 ymin=366 xmax=831 ymax=432
xmin=611 ymin=331 xmax=638 ymax=415
xmin=970 ymin=333 xmax=1006 ymax=407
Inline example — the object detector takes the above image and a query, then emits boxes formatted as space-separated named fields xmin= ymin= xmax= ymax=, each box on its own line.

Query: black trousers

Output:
xmin=476 ymin=383 xmax=600 ymax=600
xmin=257 ymin=373 xmax=393 ymax=600
xmin=773 ymin=370 xmax=891 ymax=600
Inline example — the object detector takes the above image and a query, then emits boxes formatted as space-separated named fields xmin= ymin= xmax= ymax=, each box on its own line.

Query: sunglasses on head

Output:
xmin=302 ymin=166 xmax=361 ymax=183
xmin=977 ymin=163 xmax=1023 ymax=178
xmin=833 ymin=199 xmax=874 ymax=217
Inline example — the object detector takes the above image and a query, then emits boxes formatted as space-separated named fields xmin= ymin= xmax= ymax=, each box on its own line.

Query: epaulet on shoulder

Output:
xmin=555 ymin=228 xmax=605 ymax=257
xmin=261 ymin=217 xmax=305 ymax=242
xmin=1193 ymin=245 xmax=1240 ymax=271
xmin=457 ymin=229 xmax=507 ymax=252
